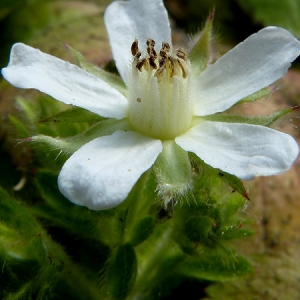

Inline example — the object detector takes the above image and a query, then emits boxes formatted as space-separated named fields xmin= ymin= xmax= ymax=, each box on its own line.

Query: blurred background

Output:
xmin=1 ymin=0 xmax=300 ymax=299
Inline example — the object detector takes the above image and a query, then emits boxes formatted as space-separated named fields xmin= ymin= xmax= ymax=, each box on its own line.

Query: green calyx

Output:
xmin=188 ymin=11 xmax=214 ymax=77
xmin=153 ymin=140 xmax=192 ymax=206
xmin=30 ymin=118 xmax=132 ymax=156
xmin=195 ymin=106 xmax=298 ymax=127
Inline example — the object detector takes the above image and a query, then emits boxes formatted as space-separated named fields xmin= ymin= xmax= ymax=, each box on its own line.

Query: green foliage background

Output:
xmin=1 ymin=0 xmax=300 ymax=299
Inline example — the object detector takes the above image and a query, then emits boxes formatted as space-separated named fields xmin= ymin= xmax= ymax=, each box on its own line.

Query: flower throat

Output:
xmin=128 ymin=39 xmax=193 ymax=140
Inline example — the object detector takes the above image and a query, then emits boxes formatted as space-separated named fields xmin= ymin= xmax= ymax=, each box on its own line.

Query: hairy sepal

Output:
xmin=188 ymin=12 xmax=214 ymax=77
xmin=39 ymin=107 xmax=103 ymax=123
xmin=30 ymin=118 xmax=131 ymax=156
xmin=236 ymin=86 xmax=271 ymax=104
xmin=154 ymin=140 xmax=192 ymax=206
xmin=197 ymin=106 xmax=297 ymax=127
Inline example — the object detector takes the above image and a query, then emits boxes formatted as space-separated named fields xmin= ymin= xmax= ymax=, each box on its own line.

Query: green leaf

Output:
xmin=107 ymin=244 xmax=137 ymax=300
xmin=130 ymin=215 xmax=155 ymax=246
xmin=237 ymin=0 xmax=300 ymax=36
xmin=34 ymin=171 xmax=117 ymax=247
xmin=16 ymin=96 xmax=39 ymax=123
xmin=9 ymin=115 xmax=30 ymax=138
xmin=178 ymin=250 xmax=253 ymax=281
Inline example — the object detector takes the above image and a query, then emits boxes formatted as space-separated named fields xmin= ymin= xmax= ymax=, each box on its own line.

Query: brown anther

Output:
xmin=147 ymin=48 xmax=157 ymax=59
xmin=175 ymin=48 xmax=187 ymax=61
xmin=146 ymin=39 xmax=155 ymax=48
xmin=149 ymin=56 xmax=157 ymax=69
xmin=131 ymin=40 xmax=139 ymax=56
xmin=135 ymin=51 xmax=142 ymax=59
xmin=136 ymin=58 xmax=147 ymax=71
xmin=159 ymin=50 xmax=167 ymax=67
xmin=136 ymin=98 xmax=142 ymax=103
xmin=162 ymin=42 xmax=170 ymax=52
xmin=152 ymin=48 xmax=157 ymax=58
xmin=147 ymin=47 xmax=157 ymax=58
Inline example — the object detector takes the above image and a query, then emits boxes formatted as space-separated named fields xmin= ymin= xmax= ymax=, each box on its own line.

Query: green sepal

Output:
xmin=107 ymin=243 xmax=137 ymax=300
xmin=221 ymin=225 xmax=254 ymax=240
xmin=9 ymin=115 xmax=30 ymax=138
xmin=198 ymin=106 xmax=298 ymax=127
xmin=30 ymin=118 xmax=131 ymax=156
xmin=67 ymin=45 xmax=127 ymax=96
xmin=236 ymin=86 xmax=271 ymax=104
xmin=129 ymin=215 xmax=155 ymax=246
xmin=154 ymin=140 xmax=192 ymax=206
xmin=131 ymin=222 xmax=185 ymax=298
xmin=184 ymin=215 xmax=215 ymax=244
xmin=177 ymin=249 xmax=253 ymax=281
xmin=218 ymin=171 xmax=250 ymax=200
xmin=16 ymin=96 xmax=39 ymax=123
xmin=39 ymin=107 xmax=103 ymax=123
xmin=188 ymin=11 xmax=214 ymax=76
xmin=194 ymin=156 xmax=249 ymax=201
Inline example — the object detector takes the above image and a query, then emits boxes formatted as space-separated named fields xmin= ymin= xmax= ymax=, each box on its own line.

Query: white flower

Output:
xmin=2 ymin=0 xmax=300 ymax=210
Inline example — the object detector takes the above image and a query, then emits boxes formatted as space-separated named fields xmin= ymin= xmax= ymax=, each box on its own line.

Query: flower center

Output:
xmin=128 ymin=39 xmax=193 ymax=140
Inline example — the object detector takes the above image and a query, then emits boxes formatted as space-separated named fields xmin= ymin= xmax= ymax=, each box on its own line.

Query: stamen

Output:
xmin=130 ymin=39 xmax=189 ymax=78
xmin=154 ymin=65 xmax=165 ymax=78
xmin=167 ymin=57 xmax=175 ymax=78
xmin=146 ymin=39 xmax=155 ymax=48
xmin=131 ymin=39 xmax=139 ymax=56
xmin=149 ymin=56 xmax=157 ymax=69
xmin=162 ymin=42 xmax=170 ymax=53
xmin=175 ymin=49 xmax=188 ymax=61
xmin=136 ymin=58 xmax=147 ymax=71
xmin=177 ymin=57 xmax=188 ymax=78
xmin=128 ymin=39 xmax=193 ymax=140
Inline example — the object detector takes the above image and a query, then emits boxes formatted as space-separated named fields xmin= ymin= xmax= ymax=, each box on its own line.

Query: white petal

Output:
xmin=1 ymin=43 xmax=128 ymax=119
xmin=176 ymin=122 xmax=299 ymax=180
xmin=104 ymin=0 xmax=171 ymax=85
xmin=193 ymin=27 xmax=300 ymax=116
xmin=58 ymin=130 xmax=162 ymax=210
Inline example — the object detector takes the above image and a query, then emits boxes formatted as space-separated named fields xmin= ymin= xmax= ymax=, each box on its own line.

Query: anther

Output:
xmin=159 ymin=50 xmax=167 ymax=67
xmin=175 ymin=49 xmax=188 ymax=61
xmin=146 ymin=39 xmax=155 ymax=48
xmin=162 ymin=42 xmax=170 ymax=53
xmin=149 ymin=56 xmax=157 ymax=69
xmin=131 ymin=39 xmax=139 ymax=56
xmin=136 ymin=58 xmax=147 ymax=71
